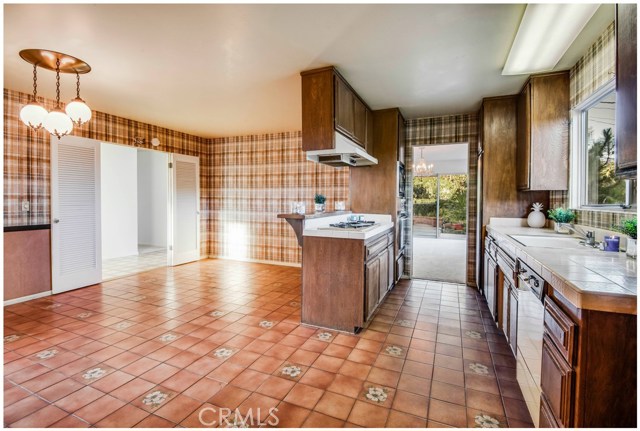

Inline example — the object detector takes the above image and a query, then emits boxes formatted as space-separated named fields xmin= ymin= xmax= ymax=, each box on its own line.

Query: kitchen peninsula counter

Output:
xmin=301 ymin=213 xmax=395 ymax=332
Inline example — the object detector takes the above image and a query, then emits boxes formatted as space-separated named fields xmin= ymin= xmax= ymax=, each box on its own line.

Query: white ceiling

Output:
xmin=3 ymin=4 xmax=613 ymax=138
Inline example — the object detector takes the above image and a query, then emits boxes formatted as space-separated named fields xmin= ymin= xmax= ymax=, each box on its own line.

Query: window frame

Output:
xmin=569 ymin=79 xmax=636 ymax=212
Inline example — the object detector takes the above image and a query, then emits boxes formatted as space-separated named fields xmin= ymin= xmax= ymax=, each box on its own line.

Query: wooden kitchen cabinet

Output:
xmin=516 ymin=72 xmax=570 ymax=191
xmin=483 ymin=240 xmax=498 ymax=321
xmin=301 ymin=66 xmax=373 ymax=153
xmin=540 ymin=334 xmax=574 ymax=427
xmin=540 ymin=287 xmax=637 ymax=427
xmin=615 ymin=3 xmax=637 ymax=177
xmin=377 ymin=248 xmax=389 ymax=304
xmin=365 ymin=255 xmax=380 ymax=321
xmin=386 ymin=243 xmax=394 ymax=290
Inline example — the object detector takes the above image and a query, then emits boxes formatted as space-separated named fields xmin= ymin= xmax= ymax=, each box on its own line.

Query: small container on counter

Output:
xmin=603 ymin=235 xmax=620 ymax=252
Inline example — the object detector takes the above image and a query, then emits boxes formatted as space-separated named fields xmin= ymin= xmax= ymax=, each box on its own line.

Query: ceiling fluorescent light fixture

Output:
xmin=503 ymin=4 xmax=599 ymax=75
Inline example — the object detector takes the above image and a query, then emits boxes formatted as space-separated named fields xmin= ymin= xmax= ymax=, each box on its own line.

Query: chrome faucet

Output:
xmin=558 ymin=223 xmax=597 ymax=247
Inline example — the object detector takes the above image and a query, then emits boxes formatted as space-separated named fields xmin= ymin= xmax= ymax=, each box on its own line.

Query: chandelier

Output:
xmin=18 ymin=49 xmax=92 ymax=139
xmin=413 ymin=147 xmax=434 ymax=176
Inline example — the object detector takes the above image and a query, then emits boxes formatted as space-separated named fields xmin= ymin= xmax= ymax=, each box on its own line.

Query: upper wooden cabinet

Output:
xmin=516 ymin=72 xmax=570 ymax=191
xmin=615 ymin=3 xmax=637 ymax=177
xmin=301 ymin=66 xmax=373 ymax=153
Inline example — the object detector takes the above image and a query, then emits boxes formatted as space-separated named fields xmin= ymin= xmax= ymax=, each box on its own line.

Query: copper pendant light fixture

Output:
xmin=18 ymin=49 xmax=92 ymax=139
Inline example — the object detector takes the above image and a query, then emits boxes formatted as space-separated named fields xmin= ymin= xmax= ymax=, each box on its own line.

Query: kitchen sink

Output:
xmin=509 ymin=234 xmax=585 ymax=249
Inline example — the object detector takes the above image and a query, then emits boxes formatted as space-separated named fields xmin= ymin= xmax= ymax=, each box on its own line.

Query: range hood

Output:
xmin=306 ymin=132 xmax=378 ymax=167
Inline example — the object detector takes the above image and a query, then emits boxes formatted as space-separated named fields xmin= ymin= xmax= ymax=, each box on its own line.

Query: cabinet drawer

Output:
xmin=544 ymin=297 xmax=577 ymax=364
xmin=366 ymin=237 xmax=388 ymax=259
xmin=541 ymin=334 xmax=573 ymax=427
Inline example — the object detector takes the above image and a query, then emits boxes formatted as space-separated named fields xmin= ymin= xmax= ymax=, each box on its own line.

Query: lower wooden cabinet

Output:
xmin=539 ymin=393 xmax=560 ymax=428
xmin=365 ymin=256 xmax=380 ymax=320
xmin=484 ymin=250 xmax=498 ymax=320
xmin=541 ymin=333 xmax=574 ymax=427
xmin=364 ymin=230 xmax=395 ymax=322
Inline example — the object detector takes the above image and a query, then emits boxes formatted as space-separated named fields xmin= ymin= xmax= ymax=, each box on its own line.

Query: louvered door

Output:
xmin=169 ymin=154 xmax=200 ymax=266
xmin=51 ymin=136 xmax=102 ymax=293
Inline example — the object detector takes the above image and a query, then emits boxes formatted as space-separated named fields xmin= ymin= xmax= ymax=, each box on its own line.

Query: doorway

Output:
xmin=100 ymin=144 xmax=170 ymax=280
xmin=51 ymin=136 xmax=201 ymax=293
xmin=411 ymin=143 xmax=468 ymax=283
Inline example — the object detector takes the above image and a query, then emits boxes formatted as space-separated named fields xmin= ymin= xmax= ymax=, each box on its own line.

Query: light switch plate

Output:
xmin=21 ymin=200 xmax=30 ymax=212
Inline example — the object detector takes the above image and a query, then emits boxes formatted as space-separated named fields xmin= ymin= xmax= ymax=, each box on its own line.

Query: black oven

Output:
xmin=397 ymin=162 xmax=406 ymax=197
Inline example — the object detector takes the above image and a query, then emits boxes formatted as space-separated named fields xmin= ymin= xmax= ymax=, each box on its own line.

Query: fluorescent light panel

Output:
xmin=503 ymin=4 xmax=599 ymax=75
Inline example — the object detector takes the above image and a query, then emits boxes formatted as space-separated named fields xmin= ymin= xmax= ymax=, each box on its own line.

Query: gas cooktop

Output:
xmin=319 ymin=221 xmax=377 ymax=230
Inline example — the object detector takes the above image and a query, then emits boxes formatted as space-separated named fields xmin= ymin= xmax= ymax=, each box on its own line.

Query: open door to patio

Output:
xmin=411 ymin=144 xmax=468 ymax=283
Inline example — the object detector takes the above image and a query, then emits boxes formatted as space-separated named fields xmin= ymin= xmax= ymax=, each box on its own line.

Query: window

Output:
xmin=572 ymin=82 xmax=636 ymax=209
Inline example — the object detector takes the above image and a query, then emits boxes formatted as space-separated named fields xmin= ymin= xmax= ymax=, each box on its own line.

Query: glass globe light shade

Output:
xmin=65 ymin=98 xmax=92 ymax=126
xmin=43 ymin=108 xmax=73 ymax=139
xmin=19 ymin=102 xmax=48 ymax=130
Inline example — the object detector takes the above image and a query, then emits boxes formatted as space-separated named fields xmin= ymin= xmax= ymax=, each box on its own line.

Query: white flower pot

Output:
xmin=314 ymin=203 xmax=325 ymax=213
xmin=527 ymin=209 xmax=546 ymax=228
xmin=554 ymin=222 xmax=571 ymax=234
xmin=626 ymin=237 xmax=637 ymax=259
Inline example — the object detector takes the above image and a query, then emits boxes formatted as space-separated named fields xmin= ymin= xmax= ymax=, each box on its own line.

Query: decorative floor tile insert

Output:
xmin=395 ymin=319 xmax=414 ymax=327
xmin=2 ymin=259 xmax=532 ymax=428
xmin=316 ymin=331 xmax=333 ymax=342
xmin=35 ymin=349 xmax=58 ymax=360
xmin=259 ymin=320 xmax=274 ymax=329
xmin=158 ymin=333 xmax=179 ymax=343
xmin=383 ymin=345 xmax=405 ymax=357
xmin=365 ymin=386 xmax=389 ymax=403
xmin=82 ymin=367 xmax=108 ymax=381
xmin=465 ymin=330 xmax=483 ymax=339
xmin=75 ymin=312 xmax=93 ymax=319
xmin=4 ymin=334 xmax=21 ymax=343
xmin=475 ymin=413 xmax=502 ymax=428
xmin=142 ymin=389 xmax=169 ymax=408
xmin=469 ymin=362 xmax=490 ymax=375
xmin=278 ymin=363 xmax=307 ymax=380
xmin=212 ymin=346 xmax=238 ymax=359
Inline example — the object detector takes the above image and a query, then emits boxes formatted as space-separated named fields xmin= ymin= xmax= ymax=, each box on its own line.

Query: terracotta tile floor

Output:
xmin=4 ymin=259 xmax=533 ymax=428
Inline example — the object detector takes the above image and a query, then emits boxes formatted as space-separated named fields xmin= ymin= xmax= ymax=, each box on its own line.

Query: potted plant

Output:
xmin=613 ymin=217 xmax=637 ymax=258
xmin=314 ymin=193 xmax=326 ymax=213
xmin=547 ymin=208 xmax=576 ymax=234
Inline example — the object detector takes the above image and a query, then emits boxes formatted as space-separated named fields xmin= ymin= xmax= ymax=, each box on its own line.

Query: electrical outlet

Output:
xmin=21 ymin=200 xmax=30 ymax=212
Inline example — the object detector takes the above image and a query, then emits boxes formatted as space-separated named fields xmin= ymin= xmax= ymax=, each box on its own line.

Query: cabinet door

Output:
xmin=365 ymin=108 xmax=374 ymax=155
xmin=541 ymin=334 xmax=574 ymax=427
xmin=508 ymin=284 xmax=518 ymax=356
xmin=502 ymin=278 xmax=510 ymax=336
xmin=615 ymin=3 xmax=637 ymax=176
xmin=378 ymin=249 xmax=389 ymax=302
xmin=539 ymin=393 xmax=560 ymax=428
xmin=484 ymin=254 xmax=497 ymax=321
xmin=353 ymin=97 xmax=367 ymax=148
xmin=335 ymin=77 xmax=355 ymax=138
xmin=387 ymin=244 xmax=394 ymax=290
xmin=365 ymin=258 xmax=380 ymax=320
xmin=516 ymin=83 xmax=531 ymax=190
xmin=396 ymin=253 xmax=404 ymax=282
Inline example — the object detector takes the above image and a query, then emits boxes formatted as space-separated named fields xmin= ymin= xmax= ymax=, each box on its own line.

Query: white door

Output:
xmin=169 ymin=153 xmax=200 ymax=265
xmin=51 ymin=136 xmax=102 ymax=293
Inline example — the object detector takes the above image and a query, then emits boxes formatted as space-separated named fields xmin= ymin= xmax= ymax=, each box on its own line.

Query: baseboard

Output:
xmin=208 ymin=255 xmax=301 ymax=268
xmin=4 ymin=290 xmax=51 ymax=306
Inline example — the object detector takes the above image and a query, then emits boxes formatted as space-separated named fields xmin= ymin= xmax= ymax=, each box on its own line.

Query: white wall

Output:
xmin=137 ymin=149 xmax=168 ymax=248
xmin=101 ymin=143 xmax=139 ymax=259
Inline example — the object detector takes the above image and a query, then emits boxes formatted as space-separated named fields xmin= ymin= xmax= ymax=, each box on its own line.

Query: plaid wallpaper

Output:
xmin=551 ymin=21 xmax=636 ymax=229
xmin=570 ymin=21 xmax=616 ymax=108
xmin=211 ymin=132 xmax=349 ymax=264
xmin=3 ymin=88 xmax=211 ymax=257
xmin=405 ymin=113 xmax=479 ymax=287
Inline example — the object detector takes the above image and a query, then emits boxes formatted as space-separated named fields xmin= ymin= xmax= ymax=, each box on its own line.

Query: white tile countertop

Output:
xmin=303 ymin=213 xmax=394 ymax=240
xmin=487 ymin=218 xmax=637 ymax=315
